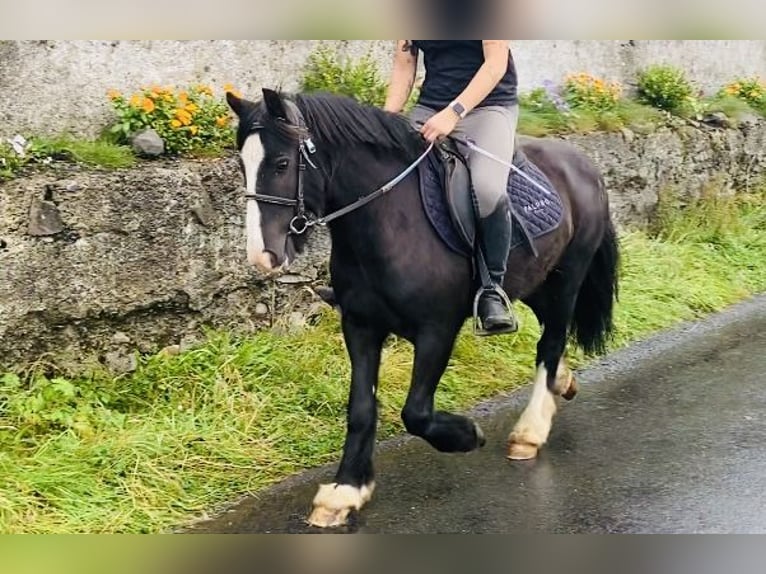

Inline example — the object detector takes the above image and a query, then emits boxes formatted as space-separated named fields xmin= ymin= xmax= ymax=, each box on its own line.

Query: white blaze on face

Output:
xmin=241 ymin=133 xmax=273 ymax=270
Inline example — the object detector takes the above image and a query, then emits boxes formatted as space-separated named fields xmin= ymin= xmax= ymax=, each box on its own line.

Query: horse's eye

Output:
xmin=275 ymin=158 xmax=289 ymax=173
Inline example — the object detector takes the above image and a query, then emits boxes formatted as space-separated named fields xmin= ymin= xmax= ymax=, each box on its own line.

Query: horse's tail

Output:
xmin=571 ymin=214 xmax=620 ymax=356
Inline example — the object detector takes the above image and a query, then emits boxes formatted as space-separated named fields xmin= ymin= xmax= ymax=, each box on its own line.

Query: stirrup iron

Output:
xmin=472 ymin=284 xmax=516 ymax=336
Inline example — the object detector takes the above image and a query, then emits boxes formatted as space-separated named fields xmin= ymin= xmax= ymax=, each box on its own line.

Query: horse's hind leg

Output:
xmin=401 ymin=327 xmax=486 ymax=453
xmin=508 ymin=279 xmax=580 ymax=460
xmin=307 ymin=315 xmax=385 ymax=528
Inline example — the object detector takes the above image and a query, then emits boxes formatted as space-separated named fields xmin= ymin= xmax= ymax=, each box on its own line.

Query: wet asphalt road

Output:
xmin=188 ymin=295 xmax=766 ymax=534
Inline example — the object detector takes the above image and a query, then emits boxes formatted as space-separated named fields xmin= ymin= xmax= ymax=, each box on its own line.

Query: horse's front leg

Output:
xmin=307 ymin=314 xmax=385 ymax=528
xmin=401 ymin=328 xmax=486 ymax=453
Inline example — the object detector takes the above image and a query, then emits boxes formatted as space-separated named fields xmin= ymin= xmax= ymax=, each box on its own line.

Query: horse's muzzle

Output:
xmin=248 ymin=249 xmax=278 ymax=271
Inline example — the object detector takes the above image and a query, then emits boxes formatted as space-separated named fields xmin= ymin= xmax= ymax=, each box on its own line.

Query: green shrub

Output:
xmin=106 ymin=84 xmax=236 ymax=155
xmin=300 ymin=44 xmax=420 ymax=111
xmin=637 ymin=65 xmax=695 ymax=113
xmin=718 ymin=76 xmax=766 ymax=114
xmin=563 ymin=73 xmax=623 ymax=112
xmin=301 ymin=45 xmax=388 ymax=107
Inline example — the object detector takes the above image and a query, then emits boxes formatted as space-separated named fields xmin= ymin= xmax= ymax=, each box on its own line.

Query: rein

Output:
xmin=245 ymin=115 xmax=433 ymax=235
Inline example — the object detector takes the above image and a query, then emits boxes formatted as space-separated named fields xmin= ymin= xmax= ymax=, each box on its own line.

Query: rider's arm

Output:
xmin=450 ymin=40 xmax=510 ymax=115
xmin=383 ymin=40 xmax=418 ymax=113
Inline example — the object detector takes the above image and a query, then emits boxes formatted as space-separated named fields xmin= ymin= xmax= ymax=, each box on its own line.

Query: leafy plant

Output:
xmin=301 ymin=45 xmax=388 ymax=107
xmin=300 ymin=44 xmax=420 ymax=111
xmin=563 ymin=73 xmax=623 ymax=112
xmin=718 ymin=76 xmax=766 ymax=113
xmin=106 ymin=84 xmax=237 ymax=155
xmin=0 ymin=139 xmax=28 ymax=179
xmin=637 ymin=65 xmax=695 ymax=113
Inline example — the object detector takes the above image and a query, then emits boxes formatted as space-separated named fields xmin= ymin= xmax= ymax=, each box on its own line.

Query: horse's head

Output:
xmin=226 ymin=88 xmax=321 ymax=272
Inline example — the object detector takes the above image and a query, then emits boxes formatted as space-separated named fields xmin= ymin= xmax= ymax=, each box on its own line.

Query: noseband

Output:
xmin=244 ymin=101 xmax=434 ymax=236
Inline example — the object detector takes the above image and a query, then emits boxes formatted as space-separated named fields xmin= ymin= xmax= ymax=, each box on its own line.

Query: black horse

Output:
xmin=226 ymin=88 xmax=619 ymax=528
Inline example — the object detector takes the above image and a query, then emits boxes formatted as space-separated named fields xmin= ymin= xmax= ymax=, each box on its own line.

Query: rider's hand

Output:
xmin=419 ymin=108 xmax=460 ymax=143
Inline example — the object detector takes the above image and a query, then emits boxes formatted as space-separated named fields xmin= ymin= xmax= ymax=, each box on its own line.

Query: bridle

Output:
xmin=243 ymin=104 xmax=433 ymax=236
xmin=242 ymin=112 xmax=319 ymax=236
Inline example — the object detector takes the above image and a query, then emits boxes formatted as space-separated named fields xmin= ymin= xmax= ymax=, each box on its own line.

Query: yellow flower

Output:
xmin=184 ymin=103 xmax=199 ymax=114
xmin=194 ymin=84 xmax=213 ymax=96
xmin=216 ymin=116 xmax=229 ymax=127
xmin=129 ymin=94 xmax=144 ymax=108
xmin=223 ymin=83 xmax=242 ymax=98
xmin=142 ymin=98 xmax=156 ymax=113
xmin=178 ymin=91 xmax=189 ymax=104
xmin=107 ymin=89 xmax=121 ymax=100
xmin=170 ymin=119 xmax=182 ymax=128
xmin=189 ymin=125 xmax=199 ymax=135
xmin=175 ymin=109 xmax=193 ymax=126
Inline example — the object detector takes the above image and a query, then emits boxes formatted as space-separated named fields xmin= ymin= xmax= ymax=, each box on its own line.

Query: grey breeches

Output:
xmin=409 ymin=103 xmax=519 ymax=217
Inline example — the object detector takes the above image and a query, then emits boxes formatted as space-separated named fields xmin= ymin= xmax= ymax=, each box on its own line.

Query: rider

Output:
xmin=387 ymin=40 xmax=519 ymax=334
xmin=316 ymin=40 xmax=519 ymax=334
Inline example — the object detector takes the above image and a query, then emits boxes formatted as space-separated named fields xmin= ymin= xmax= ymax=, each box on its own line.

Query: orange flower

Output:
xmin=223 ymin=83 xmax=242 ymax=98
xmin=129 ymin=94 xmax=144 ymax=108
xmin=184 ymin=102 xmax=199 ymax=114
xmin=216 ymin=115 xmax=229 ymax=127
xmin=178 ymin=91 xmax=189 ymax=104
xmin=170 ymin=119 xmax=182 ymax=128
xmin=175 ymin=109 xmax=193 ymax=126
xmin=107 ymin=89 xmax=121 ymax=100
xmin=142 ymin=98 xmax=156 ymax=113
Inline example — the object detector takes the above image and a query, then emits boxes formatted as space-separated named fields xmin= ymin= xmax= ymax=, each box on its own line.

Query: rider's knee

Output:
xmin=473 ymin=179 xmax=509 ymax=217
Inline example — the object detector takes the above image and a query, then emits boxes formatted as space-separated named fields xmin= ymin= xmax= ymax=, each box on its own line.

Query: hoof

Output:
xmin=306 ymin=482 xmax=374 ymax=528
xmin=507 ymin=440 xmax=539 ymax=460
xmin=561 ymin=376 xmax=578 ymax=401
xmin=475 ymin=423 xmax=486 ymax=448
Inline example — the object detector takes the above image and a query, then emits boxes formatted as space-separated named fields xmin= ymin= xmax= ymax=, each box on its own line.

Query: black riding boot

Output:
xmin=476 ymin=202 xmax=518 ymax=334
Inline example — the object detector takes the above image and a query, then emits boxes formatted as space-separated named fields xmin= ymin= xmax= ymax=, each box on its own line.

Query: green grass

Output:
xmin=0 ymin=136 xmax=134 ymax=180
xmin=31 ymin=136 xmax=136 ymax=169
xmin=702 ymin=94 xmax=762 ymax=125
xmin=518 ymin=98 xmax=664 ymax=138
xmin=0 ymin=191 xmax=765 ymax=533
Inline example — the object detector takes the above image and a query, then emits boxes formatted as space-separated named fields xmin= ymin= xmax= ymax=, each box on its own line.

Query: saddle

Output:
xmin=417 ymin=137 xmax=564 ymax=261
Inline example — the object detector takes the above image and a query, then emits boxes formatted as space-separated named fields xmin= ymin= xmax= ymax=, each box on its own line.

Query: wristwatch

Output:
xmin=449 ymin=100 xmax=467 ymax=119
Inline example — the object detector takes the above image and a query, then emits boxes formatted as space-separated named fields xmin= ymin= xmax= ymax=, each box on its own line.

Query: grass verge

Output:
xmin=0 ymin=136 xmax=134 ymax=180
xmin=0 ymin=190 xmax=764 ymax=533
xmin=32 ymin=136 xmax=136 ymax=169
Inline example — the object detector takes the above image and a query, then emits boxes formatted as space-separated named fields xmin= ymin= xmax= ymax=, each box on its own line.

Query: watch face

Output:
xmin=452 ymin=102 xmax=465 ymax=117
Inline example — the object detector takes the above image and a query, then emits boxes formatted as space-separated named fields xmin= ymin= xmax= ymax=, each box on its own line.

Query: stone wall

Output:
xmin=2 ymin=119 xmax=765 ymax=372
xmin=2 ymin=40 xmax=766 ymax=139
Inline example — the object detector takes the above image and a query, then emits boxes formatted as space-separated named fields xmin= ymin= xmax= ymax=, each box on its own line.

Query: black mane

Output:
xmin=244 ymin=92 xmax=427 ymax=161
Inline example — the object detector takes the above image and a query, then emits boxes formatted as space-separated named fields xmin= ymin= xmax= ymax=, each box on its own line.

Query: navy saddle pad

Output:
xmin=418 ymin=147 xmax=564 ymax=257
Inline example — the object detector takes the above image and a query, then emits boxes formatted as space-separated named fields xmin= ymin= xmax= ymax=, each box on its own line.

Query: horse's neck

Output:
xmin=325 ymin=148 xmax=420 ymax=259
xmin=326 ymin=148 xmax=410 ymax=213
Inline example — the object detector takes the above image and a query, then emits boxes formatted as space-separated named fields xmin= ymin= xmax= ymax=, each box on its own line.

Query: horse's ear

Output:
xmin=262 ymin=88 xmax=287 ymax=120
xmin=226 ymin=91 xmax=246 ymax=117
